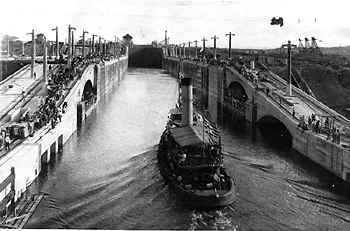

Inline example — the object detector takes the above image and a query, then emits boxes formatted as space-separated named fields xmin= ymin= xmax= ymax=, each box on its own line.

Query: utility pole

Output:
xmin=166 ymin=38 xmax=170 ymax=56
xmin=201 ymin=37 xmax=208 ymax=59
xmin=98 ymin=36 xmax=102 ymax=54
xmin=178 ymin=44 xmax=182 ymax=57
xmin=103 ymin=39 xmax=106 ymax=55
xmin=182 ymin=43 xmax=186 ymax=58
xmin=211 ymin=35 xmax=219 ymax=60
xmin=27 ymin=30 xmax=35 ymax=78
xmin=52 ymin=26 xmax=59 ymax=59
xmin=43 ymin=35 xmax=47 ymax=83
xmin=165 ymin=30 xmax=168 ymax=45
xmin=88 ymin=38 xmax=92 ymax=54
xmin=282 ymin=40 xmax=297 ymax=96
xmin=92 ymin=34 xmax=98 ymax=54
xmin=82 ymin=29 xmax=89 ymax=57
xmin=188 ymin=41 xmax=192 ymax=58
xmin=193 ymin=40 xmax=198 ymax=59
xmin=68 ymin=25 xmax=76 ymax=66
xmin=71 ymin=30 xmax=75 ymax=57
xmin=225 ymin=32 xmax=235 ymax=59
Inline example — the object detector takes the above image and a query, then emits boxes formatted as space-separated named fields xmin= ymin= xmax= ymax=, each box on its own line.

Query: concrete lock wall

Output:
xmin=293 ymin=128 xmax=349 ymax=181
xmin=162 ymin=56 xmax=350 ymax=183
xmin=0 ymin=56 xmax=128 ymax=204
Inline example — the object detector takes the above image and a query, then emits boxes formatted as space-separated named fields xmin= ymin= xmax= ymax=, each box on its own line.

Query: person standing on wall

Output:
xmin=5 ymin=134 xmax=10 ymax=151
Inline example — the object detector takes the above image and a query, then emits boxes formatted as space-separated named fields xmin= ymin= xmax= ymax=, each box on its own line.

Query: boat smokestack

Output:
xmin=181 ymin=77 xmax=193 ymax=126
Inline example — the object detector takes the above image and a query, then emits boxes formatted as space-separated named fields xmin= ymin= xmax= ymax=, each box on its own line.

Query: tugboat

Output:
xmin=157 ymin=77 xmax=237 ymax=209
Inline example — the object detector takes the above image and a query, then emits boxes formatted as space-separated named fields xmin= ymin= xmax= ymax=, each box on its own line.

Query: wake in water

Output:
xmin=189 ymin=207 xmax=240 ymax=230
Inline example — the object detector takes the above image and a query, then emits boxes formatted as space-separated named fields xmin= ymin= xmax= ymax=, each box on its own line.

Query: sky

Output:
xmin=1 ymin=0 xmax=350 ymax=49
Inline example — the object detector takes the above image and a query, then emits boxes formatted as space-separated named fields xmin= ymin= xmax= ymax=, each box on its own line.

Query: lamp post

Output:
xmin=178 ymin=44 xmax=182 ymax=57
xmin=71 ymin=30 xmax=75 ymax=57
xmin=211 ymin=35 xmax=219 ymax=60
xmin=52 ymin=26 xmax=59 ymax=59
xmin=82 ymin=30 xmax=89 ymax=57
xmin=26 ymin=30 xmax=35 ymax=78
xmin=193 ymin=40 xmax=198 ymax=59
xmin=92 ymin=34 xmax=98 ymax=54
xmin=68 ymin=25 xmax=76 ymax=66
xmin=165 ymin=30 xmax=168 ymax=45
xmin=104 ymin=39 xmax=107 ymax=55
xmin=187 ymin=41 xmax=192 ymax=58
xmin=225 ymin=32 xmax=235 ymax=59
xmin=88 ymin=38 xmax=92 ymax=54
xmin=201 ymin=37 xmax=208 ymax=59
xmin=98 ymin=36 xmax=102 ymax=54
xmin=43 ymin=34 xmax=47 ymax=83
xmin=182 ymin=43 xmax=186 ymax=58
xmin=282 ymin=40 xmax=297 ymax=96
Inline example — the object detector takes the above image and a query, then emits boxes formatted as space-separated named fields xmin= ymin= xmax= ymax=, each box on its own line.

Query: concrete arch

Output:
xmin=227 ymin=81 xmax=249 ymax=102
xmin=83 ymin=79 xmax=94 ymax=95
xmin=258 ymin=115 xmax=293 ymax=145
xmin=225 ymin=67 xmax=253 ymax=102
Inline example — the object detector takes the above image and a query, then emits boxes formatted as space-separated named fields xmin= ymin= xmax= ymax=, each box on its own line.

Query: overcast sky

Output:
xmin=1 ymin=0 xmax=350 ymax=49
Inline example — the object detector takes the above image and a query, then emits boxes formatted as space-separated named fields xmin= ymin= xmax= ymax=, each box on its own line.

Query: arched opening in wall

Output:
xmin=58 ymin=135 xmax=63 ymax=152
xmin=225 ymin=81 xmax=248 ymax=114
xmin=258 ymin=116 xmax=292 ymax=147
xmin=50 ymin=142 xmax=56 ymax=166
xmin=82 ymin=79 xmax=97 ymax=111
xmin=226 ymin=81 xmax=248 ymax=102
xmin=40 ymin=150 xmax=48 ymax=176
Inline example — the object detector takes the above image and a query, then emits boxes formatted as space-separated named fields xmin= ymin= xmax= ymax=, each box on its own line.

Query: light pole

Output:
xmin=182 ymin=43 xmax=186 ymax=58
xmin=165 ymin=30 xmax=168 ymax=45
xmin=71 ymin=30 xmax=75 ymax=57
xmin=98 ymin=36 xmax=102 ymax=54
xmin=211 ymin=35 xmax=219 ymax=60
xmin=178 ymin=44 xmax=182 ymax=57
xmin=82 ymin=29 xmax=89 ymax=57
xmin=43 ymin=34 xmax=47 ymax=83
xmin=26 ymin=30 xmax=35 ymax=78
xmin=68 ymin=25 xmax=76 ymax=66
xmin=225 ymin=32 xmax=235 ymax=59
xmin=187 ymin=41 xmax=192 ymax=58
xmin=282 ymin=40 xmax=297 ymax=96
xmin=92 ymin=34 xmax=98 ymax=54
xmin=201 ymin=37 xmax=208 ymax=59
xmin=52 ymin=26 xmax=59 ymax=59
xmin=88 ymin=38 xmax=92 ymax=54
xmin=104 ymin=39 xmax=107 ymax=55
xmin=193 ymin=40 xmax=198 ymax=59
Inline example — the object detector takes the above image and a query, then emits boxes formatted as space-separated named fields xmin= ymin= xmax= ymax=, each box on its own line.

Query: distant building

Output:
xmin=122 ymin=34 xmax=133 ymax=48
xmin=258 ymin=56 xmax=275 ymax=66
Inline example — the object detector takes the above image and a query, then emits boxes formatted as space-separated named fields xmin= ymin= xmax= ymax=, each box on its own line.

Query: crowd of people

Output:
xmin=0 ymin=50 xmax=125 ymax=152
xmin=298 ymin=113 xmax=342 ymax=144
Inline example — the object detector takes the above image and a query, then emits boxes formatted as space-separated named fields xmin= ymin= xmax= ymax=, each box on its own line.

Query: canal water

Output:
xmin=25 ymin=68 xmax=350 ymax=230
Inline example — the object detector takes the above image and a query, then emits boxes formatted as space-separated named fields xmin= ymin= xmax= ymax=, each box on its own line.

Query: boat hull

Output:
xmin=157 ymin=145 xmax=237 ymax=209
